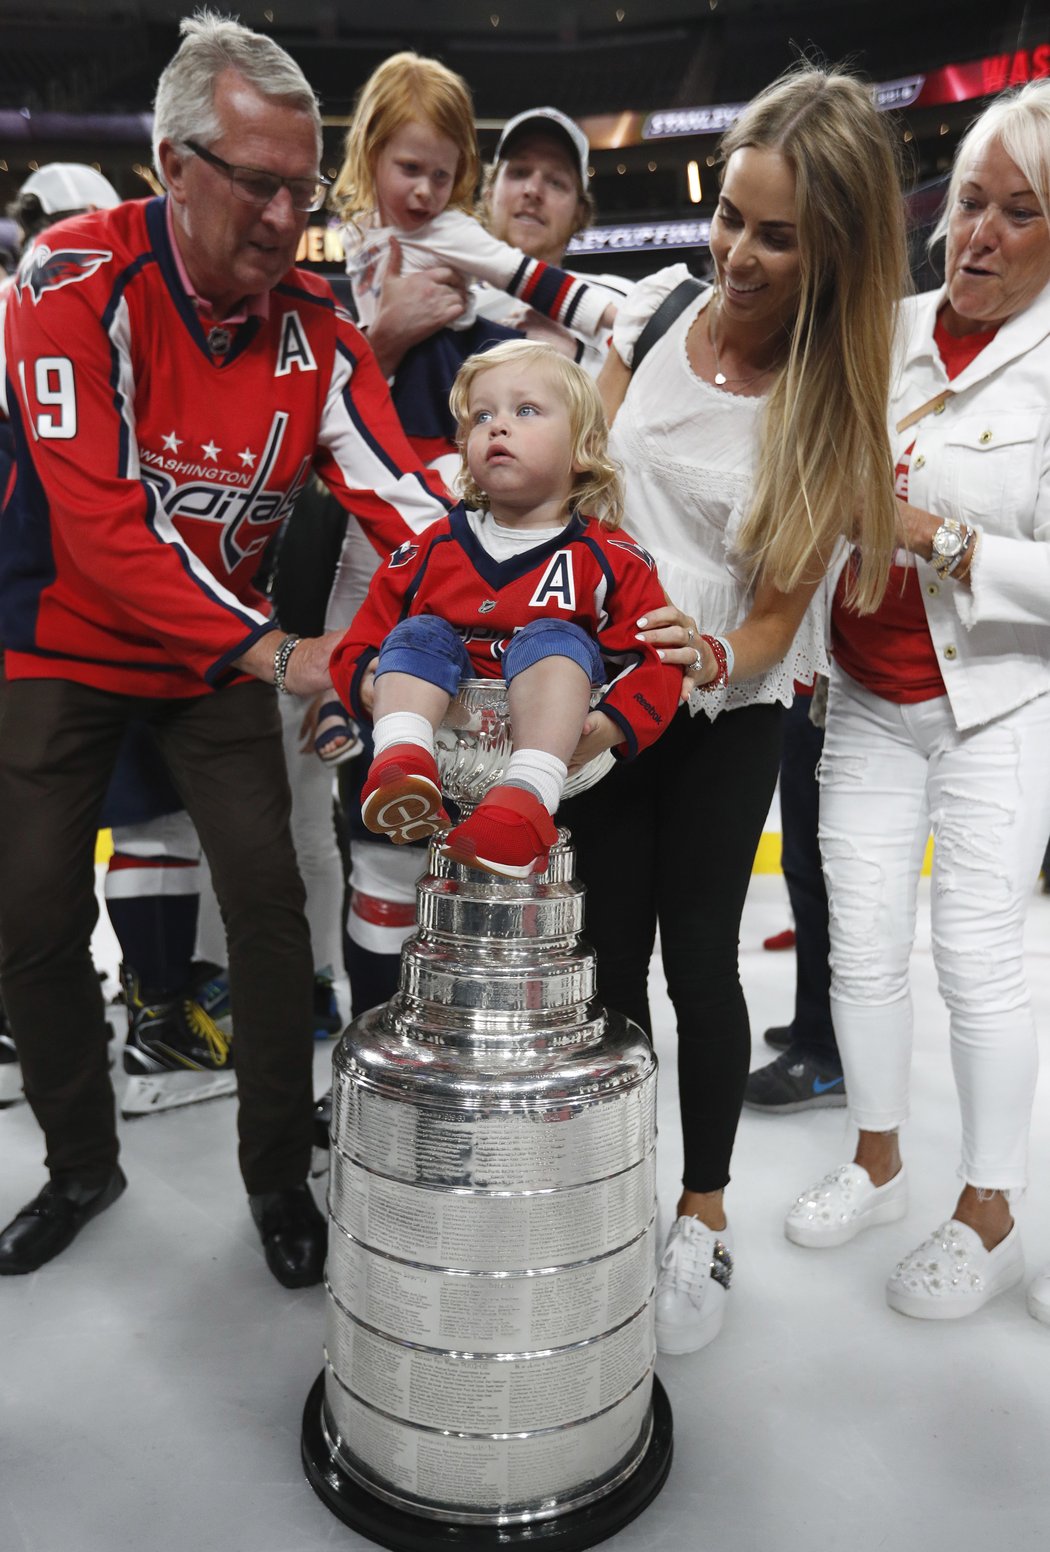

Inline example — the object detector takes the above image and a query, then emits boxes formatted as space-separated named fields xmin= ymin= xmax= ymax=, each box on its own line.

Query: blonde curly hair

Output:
xmin=449 ymin=340 xmax=624 ymax=529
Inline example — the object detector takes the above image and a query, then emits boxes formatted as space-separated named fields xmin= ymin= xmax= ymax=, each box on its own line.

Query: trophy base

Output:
xmin=301 ymin=1372 xmax=673 ymax=1552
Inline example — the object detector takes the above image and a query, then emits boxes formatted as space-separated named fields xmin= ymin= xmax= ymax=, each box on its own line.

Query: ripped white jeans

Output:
xmin=819 ymin=668 xmax=1050 ymax=1190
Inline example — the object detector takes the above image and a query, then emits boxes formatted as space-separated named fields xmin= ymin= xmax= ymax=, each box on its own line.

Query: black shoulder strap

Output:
xmin=631 ymin=277 xmax=704 ymax=372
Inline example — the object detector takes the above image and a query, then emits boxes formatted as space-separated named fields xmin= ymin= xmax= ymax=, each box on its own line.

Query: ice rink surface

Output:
xmin=3 ymin=870 xmax=1050 ymax=1552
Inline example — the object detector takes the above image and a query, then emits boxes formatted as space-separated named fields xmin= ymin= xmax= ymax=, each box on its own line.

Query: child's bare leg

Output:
xmin=372 ymin=672 xmax=451 ymax=732
xmin=441 ymin=639 xmax=597 ymax=877
xmin=507 ymin=658 xmax=592 ymax=765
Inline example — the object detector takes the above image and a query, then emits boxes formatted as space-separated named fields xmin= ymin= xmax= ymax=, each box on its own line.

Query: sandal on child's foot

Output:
xmin=314 ymin=699 xmax=364 ymax=767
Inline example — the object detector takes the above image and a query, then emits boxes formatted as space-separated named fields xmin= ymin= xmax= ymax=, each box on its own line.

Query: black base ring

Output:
xmin=301 ymin=1371 xmax=673 ymax=1551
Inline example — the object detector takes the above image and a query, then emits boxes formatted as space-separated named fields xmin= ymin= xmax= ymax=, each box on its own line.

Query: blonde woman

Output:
xmin=559 ymin=64 xmax=908 ymax=1354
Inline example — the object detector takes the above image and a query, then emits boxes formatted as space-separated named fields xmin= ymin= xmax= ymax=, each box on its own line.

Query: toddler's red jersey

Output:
xmin=0 ymin=196 xmax=452 ymax=695
xmin=330 ymin=505 xmax=682 ymax=757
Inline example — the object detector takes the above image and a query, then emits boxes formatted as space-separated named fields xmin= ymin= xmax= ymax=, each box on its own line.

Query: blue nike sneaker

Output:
xmin=742 ymin=1048 xmax=847 ymax=1113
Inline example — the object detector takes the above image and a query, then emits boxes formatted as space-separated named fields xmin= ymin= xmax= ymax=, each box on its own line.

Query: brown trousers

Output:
xmin=0 ymin=677 xmax=314 ymax=1194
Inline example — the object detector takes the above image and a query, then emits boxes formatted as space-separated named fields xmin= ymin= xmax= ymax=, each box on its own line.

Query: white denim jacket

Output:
xmin=890 ymin=281 xmax=1050 ymax=730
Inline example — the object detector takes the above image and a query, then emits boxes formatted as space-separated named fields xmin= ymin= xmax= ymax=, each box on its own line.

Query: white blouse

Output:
xmin=611 ymin=264 xmax=829 ymax=718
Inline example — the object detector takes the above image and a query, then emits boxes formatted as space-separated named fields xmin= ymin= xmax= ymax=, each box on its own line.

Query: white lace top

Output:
xmin=611 ymin=265 xmax=829 ymax=719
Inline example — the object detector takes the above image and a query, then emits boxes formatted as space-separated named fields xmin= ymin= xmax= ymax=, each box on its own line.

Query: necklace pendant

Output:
xmin=714 ymin=371 xmax=727 ymax=386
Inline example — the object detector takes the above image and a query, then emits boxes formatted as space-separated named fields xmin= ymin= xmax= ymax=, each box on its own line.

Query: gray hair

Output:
xmin=152 ymin=9 xmax=321 ymax=180
xmin=933 ymin=77 xmax=1050 ymax=247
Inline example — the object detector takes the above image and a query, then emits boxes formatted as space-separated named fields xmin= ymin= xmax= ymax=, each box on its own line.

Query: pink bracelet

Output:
xmin=695 ymin=634 xmax=730 ymax=690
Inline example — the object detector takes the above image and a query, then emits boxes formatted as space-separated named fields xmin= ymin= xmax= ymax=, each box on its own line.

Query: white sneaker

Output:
xmin=784 ymin=1162 xmax=908 ymax=1249
xmin=654 ymin=1216 xmax=733 ymax=1355
xmin=1027 ymin=1263 xmax=1050 ymax=1327
xmin=886 ymin=1219 xmax=1024 ymax=1320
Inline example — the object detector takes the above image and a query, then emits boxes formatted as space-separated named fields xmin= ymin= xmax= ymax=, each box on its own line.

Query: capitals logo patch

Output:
xmin=16 ymin=244 xmax=112 ymax=304
xmin=608 ymin=538 xmax=655 ymax=570
xmin=388 ymin=541 xmax=419 ymax=569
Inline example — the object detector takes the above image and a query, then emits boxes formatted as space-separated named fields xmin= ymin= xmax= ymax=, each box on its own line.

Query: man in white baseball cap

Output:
xmin=479 ymin=106 xmax=594 ymax=272
xmin=476 ymin=105 xmax=631 ymax=374
xmin=10 ymin=163 xmax=120 ymax=240
xmin=493 ymin=106 xmax=591 ymax=194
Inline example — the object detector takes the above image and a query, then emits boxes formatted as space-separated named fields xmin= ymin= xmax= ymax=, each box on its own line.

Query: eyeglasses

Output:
xmin=184 ymin=140 xmax=330 ymax=213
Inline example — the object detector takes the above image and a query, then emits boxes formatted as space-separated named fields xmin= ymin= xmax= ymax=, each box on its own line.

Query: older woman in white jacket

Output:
xmin=786 ymin=79 xmax=1050 ymax=1327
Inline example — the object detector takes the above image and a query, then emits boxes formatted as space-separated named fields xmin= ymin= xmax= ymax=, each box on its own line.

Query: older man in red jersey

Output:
xmin=0 ymin=13 xmax=451 ymax=1285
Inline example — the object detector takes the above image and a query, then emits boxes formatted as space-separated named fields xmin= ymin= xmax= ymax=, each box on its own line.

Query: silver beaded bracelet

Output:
xmin=273 ymin=633 xmax=301 ymax=694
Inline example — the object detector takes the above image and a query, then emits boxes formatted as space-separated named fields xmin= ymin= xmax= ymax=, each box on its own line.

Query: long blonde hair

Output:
xmin=450 ymin=340 xmax=624 ymax=529
xmin=723 ymin=66 xmax=909 ymax=612
xmin=330 ymin=52 xmax=479 ymax=232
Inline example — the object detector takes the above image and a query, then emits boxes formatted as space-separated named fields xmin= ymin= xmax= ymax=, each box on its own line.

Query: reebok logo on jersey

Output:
xmin=16 ymin=244 xmax=112 ymax=303
xmin=632 ymin=691 xmax=663 ymax=725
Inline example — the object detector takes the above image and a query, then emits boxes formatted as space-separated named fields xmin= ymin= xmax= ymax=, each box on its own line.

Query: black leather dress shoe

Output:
xmin=0 ymin=1167 xmax=127 ymax=1275
xmin=249 ymin=1183 xmax=325 ymax=1288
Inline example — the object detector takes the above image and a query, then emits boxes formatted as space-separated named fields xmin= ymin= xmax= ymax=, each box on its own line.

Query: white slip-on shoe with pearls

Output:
xmin=784 ymin=1162 xmax=908 ymax=1249
xmin=1027 ymin=1263 xmax=1050 ymax=1327
xmin=654 ymin=1216 xmax=733 ymax=1355
xmin=886 ymin=1219 xmax=1024 ymax=1320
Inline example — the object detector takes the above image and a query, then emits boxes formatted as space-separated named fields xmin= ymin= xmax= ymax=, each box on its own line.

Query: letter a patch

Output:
xmin=529 ymin=550 xmax=576 ymax=611
xmin=275 ymin=310 xmax=317 ymax=376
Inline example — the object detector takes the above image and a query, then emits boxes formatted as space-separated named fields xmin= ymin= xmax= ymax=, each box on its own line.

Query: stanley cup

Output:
xmin=302 ymin=682 xmax=673 ymax=1548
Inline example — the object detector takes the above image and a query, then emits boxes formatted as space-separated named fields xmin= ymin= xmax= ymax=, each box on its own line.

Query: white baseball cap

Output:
xmin=494 ymin=108 xmax=589 ymax=186
xmin=20 ymin=163 xmax=120 ymax=214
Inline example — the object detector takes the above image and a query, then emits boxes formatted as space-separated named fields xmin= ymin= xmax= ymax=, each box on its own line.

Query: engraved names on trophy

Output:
xmin=323 ymin=1364 xmax=653 ymax=1515
xmin=324 ymin=1301 xmax=653 ymax=1435
xmin=329 ymin=1148 xmax=655 ymax=1269
xmin=331 ymin=1075 xmax=655 ymax=1189
xmin=326 ymin=1218 xmax=655 ymax=1350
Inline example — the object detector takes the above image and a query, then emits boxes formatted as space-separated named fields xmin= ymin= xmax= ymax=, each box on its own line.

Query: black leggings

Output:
xmin=559 ymin=702 xmax=783 ymax=1193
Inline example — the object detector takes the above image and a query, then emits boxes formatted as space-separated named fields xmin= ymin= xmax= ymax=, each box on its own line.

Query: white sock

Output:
xmin=505 ymin=750 xmax=568 ymax=815
xmin=373 ymin=711 xmax=435 ymax=757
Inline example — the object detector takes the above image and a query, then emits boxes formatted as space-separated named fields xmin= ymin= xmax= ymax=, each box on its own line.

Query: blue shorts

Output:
xmin=374 ymin=615 xmax=604 ymax=695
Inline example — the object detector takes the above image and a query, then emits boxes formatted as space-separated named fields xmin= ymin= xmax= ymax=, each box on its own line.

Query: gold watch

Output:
xmin=931 ymin=518 xmax=969 ymax=579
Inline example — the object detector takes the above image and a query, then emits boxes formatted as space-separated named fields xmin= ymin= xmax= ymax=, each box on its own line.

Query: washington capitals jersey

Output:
xmin=0 ymin=197 xmax=453 ymax=695
xmin=330 ymin=506 xmax=682 ymax=758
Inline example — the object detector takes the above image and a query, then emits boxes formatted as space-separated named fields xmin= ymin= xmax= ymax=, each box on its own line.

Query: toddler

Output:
xmin=328 ymin=340 xmax=682 ymax=879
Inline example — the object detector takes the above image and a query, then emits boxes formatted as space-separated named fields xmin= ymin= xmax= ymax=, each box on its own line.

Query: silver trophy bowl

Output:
xmin=434 ymin=678 xmax=615 ymax=816
xmin=302 ymin=677 xmax=672 ymax=1550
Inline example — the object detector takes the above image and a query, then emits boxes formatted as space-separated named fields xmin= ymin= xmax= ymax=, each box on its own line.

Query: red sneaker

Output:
xmin=763 ymin=928 xmax=796 ymax=952
xmin=361 ymin=744 xmax=449 ymax=845
xmin=441 ymin=785 xmax=559 ymax=879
